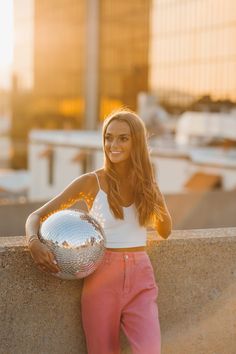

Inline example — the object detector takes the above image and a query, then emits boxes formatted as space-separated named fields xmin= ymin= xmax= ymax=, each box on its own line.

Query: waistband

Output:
xmin=103 ymin=249 xmax=148 ymax=263
xmin=106 ymin=246 xmax=146 ymax=252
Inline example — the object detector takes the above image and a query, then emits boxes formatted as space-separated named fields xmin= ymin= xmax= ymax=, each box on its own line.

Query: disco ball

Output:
xmin=39 ymin=209 xmax=106 ymax=280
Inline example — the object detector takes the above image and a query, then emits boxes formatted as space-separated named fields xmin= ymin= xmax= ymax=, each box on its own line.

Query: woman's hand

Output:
xmin=28 ymin=239 xmax=60 ymax=274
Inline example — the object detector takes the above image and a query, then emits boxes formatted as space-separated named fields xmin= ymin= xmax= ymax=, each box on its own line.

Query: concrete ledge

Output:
xmin=1 ymin=228 xmax=236 ymax=354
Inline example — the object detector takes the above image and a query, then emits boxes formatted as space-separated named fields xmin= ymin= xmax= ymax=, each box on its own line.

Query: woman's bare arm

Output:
xmin=25 ymin=173 xmax=96 ymax=273
xmin=155 ymin=189 xmax=172 ymax=239
xmin=26 ymin=173 xmax=95 ymax=236
xmin=156 ymin=204 xmax=172 ymax=239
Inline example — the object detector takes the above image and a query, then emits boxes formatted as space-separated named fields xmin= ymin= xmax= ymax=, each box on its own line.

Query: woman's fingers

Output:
xmin=42 ymin=257 xmax=60 ymax=273
xmin=30 ymin=242 xmax=60 ymax=273
xmin=37 ymin=260 xmax=59 ymax=273
xmin=47 ymin=252 xmax=61 ymax=273
xmin=35 ymin=254 xmax=60 ymax=273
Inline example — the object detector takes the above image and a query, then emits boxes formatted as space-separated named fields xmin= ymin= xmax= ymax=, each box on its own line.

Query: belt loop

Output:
xmin=123 ymin=253 xmax=129 ymax=261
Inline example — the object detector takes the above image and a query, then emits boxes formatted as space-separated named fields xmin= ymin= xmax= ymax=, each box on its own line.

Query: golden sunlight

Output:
xmin=0 ymin=0 xmax=14 ymax=88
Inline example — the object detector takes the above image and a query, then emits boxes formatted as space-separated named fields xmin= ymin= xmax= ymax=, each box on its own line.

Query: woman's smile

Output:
xmin=104 ymin=120 xmax=132 ymax=164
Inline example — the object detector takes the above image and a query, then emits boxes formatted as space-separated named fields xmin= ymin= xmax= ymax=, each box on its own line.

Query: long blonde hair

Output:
xmin=102 ymin=109 xmax=165 ymax=227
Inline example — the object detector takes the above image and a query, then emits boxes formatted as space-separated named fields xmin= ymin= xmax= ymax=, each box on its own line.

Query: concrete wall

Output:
xmin=0 ymin=190 xmax=236 ymax=236
xmin=1 ymin=228 xmax=236 ymax=354
xmin=166 ymin=189 xmax=236 ymax=229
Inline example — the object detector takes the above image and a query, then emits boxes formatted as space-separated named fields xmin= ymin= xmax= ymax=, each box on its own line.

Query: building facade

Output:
xmin=12 ymin=0 xmax=150 ymax=167
xmin=13 ymin=0 xmax=150 ymax=122
xmin=150 ymin=0 xmax=236 ymax=107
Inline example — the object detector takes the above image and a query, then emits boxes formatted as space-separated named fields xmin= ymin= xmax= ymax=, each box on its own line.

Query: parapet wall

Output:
xmin=1 ymin=228 xmax=236 ymax=354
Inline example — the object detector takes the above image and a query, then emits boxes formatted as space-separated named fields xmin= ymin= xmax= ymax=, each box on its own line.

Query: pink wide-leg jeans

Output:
xmin=81 ymin=250 xmax=161 ymax=354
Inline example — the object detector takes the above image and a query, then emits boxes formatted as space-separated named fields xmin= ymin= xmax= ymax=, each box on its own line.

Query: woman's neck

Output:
xmin=113 ymin=164 xmax=132 ymax=180
xmin=104 ymin=161 xmax=133 ymax=181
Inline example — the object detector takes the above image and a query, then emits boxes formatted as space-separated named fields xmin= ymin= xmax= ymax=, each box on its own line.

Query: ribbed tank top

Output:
xmin=89 ymin=172 xmax=147 ymax=248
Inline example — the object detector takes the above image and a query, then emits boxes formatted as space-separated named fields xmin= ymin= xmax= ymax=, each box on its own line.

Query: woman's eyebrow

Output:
xmin=105 ymin=133 xmax=130 ymax=137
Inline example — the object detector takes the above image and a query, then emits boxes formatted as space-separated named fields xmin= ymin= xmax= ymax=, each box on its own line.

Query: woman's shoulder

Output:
xmin=69 ymin=171 xmax=99 ymax=191
xmin=94 ymin=168 xmax=106 ymax=179
xmin=94 ymin=168 xmax=108 ymax=191
xmin=70 ymin=169 xmax=106 ymax=193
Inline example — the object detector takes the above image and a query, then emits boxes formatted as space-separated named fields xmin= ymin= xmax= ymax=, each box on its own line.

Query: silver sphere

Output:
xmin=39 ymin=209 xmax=106 ymax=280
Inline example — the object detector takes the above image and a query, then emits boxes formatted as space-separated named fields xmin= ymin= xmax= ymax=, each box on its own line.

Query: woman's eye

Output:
xmin=105 ymin=136 xmax=128 ymax=142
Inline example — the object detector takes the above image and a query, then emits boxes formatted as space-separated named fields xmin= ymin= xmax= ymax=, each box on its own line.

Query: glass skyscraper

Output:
xmin=150 ymin=0 xmax=236 ymax=106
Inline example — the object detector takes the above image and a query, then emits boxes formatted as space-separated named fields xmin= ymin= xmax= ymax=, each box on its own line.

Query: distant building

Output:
xmin=13 ymin=0 xmax=150 ymax=120
xmin=28 ymin=130 xmax=103 ymax=200
xmin=150 ymin=0 xmax=236 ymax=108
xmin=12 ymin=0 xmax=150 ymax=168
xmin=28 ymin=129 xmax=236 ymax=201
xmin=12 ymin=0 xmax=236 ymax=169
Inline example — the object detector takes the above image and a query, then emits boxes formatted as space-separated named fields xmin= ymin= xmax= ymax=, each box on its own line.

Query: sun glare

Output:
xmin=0 ymin=0 xmax=14 ymax=88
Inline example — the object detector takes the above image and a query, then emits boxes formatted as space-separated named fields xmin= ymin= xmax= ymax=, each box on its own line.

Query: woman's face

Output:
xmin=104 ymin=120 xmax=132 ymax=164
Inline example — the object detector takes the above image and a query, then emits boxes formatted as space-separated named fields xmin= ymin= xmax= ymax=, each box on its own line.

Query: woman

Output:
xmin=25 ymin=109 xmax=172 ymax=354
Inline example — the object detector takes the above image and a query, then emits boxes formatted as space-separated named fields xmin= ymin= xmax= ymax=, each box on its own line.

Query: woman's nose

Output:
xmin=111 ymin=139 xmax=119 ymax=148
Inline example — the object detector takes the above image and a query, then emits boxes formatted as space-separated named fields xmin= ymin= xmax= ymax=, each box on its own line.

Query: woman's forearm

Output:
xmin=25 ymin=213 xmax=41 ymax=241
xmin=156 ymin=211 xmax=172 ymax=239
xmin=156 ymin=195 xmax=172 ymax=239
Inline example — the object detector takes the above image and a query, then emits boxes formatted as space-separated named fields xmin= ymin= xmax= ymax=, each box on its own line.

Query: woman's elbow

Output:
xmin=25 ymin=212 xmax=41 ymax=226
xmin=157 ymin=216 xmax=172 ymax=239
xmin=158 ymin=227 xmax=172 ymax=239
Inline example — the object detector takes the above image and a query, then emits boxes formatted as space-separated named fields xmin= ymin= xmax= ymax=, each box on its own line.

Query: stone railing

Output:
xmin=1 ymin=228 xmax=236 ymax=354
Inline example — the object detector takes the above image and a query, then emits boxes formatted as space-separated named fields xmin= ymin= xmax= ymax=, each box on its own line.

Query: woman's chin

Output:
xmin=109 ymin=158 xmax=121 ymax=164
xmin=108 ymin=154 xmax=122 ymax=163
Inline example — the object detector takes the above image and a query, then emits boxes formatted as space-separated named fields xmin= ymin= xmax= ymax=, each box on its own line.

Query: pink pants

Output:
xmin=81 ymin=250 xmax=161 ymax=354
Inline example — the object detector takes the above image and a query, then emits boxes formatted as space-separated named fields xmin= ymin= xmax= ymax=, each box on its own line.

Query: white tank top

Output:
xmin=89 ymin=172 xmax=147 ymax=248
